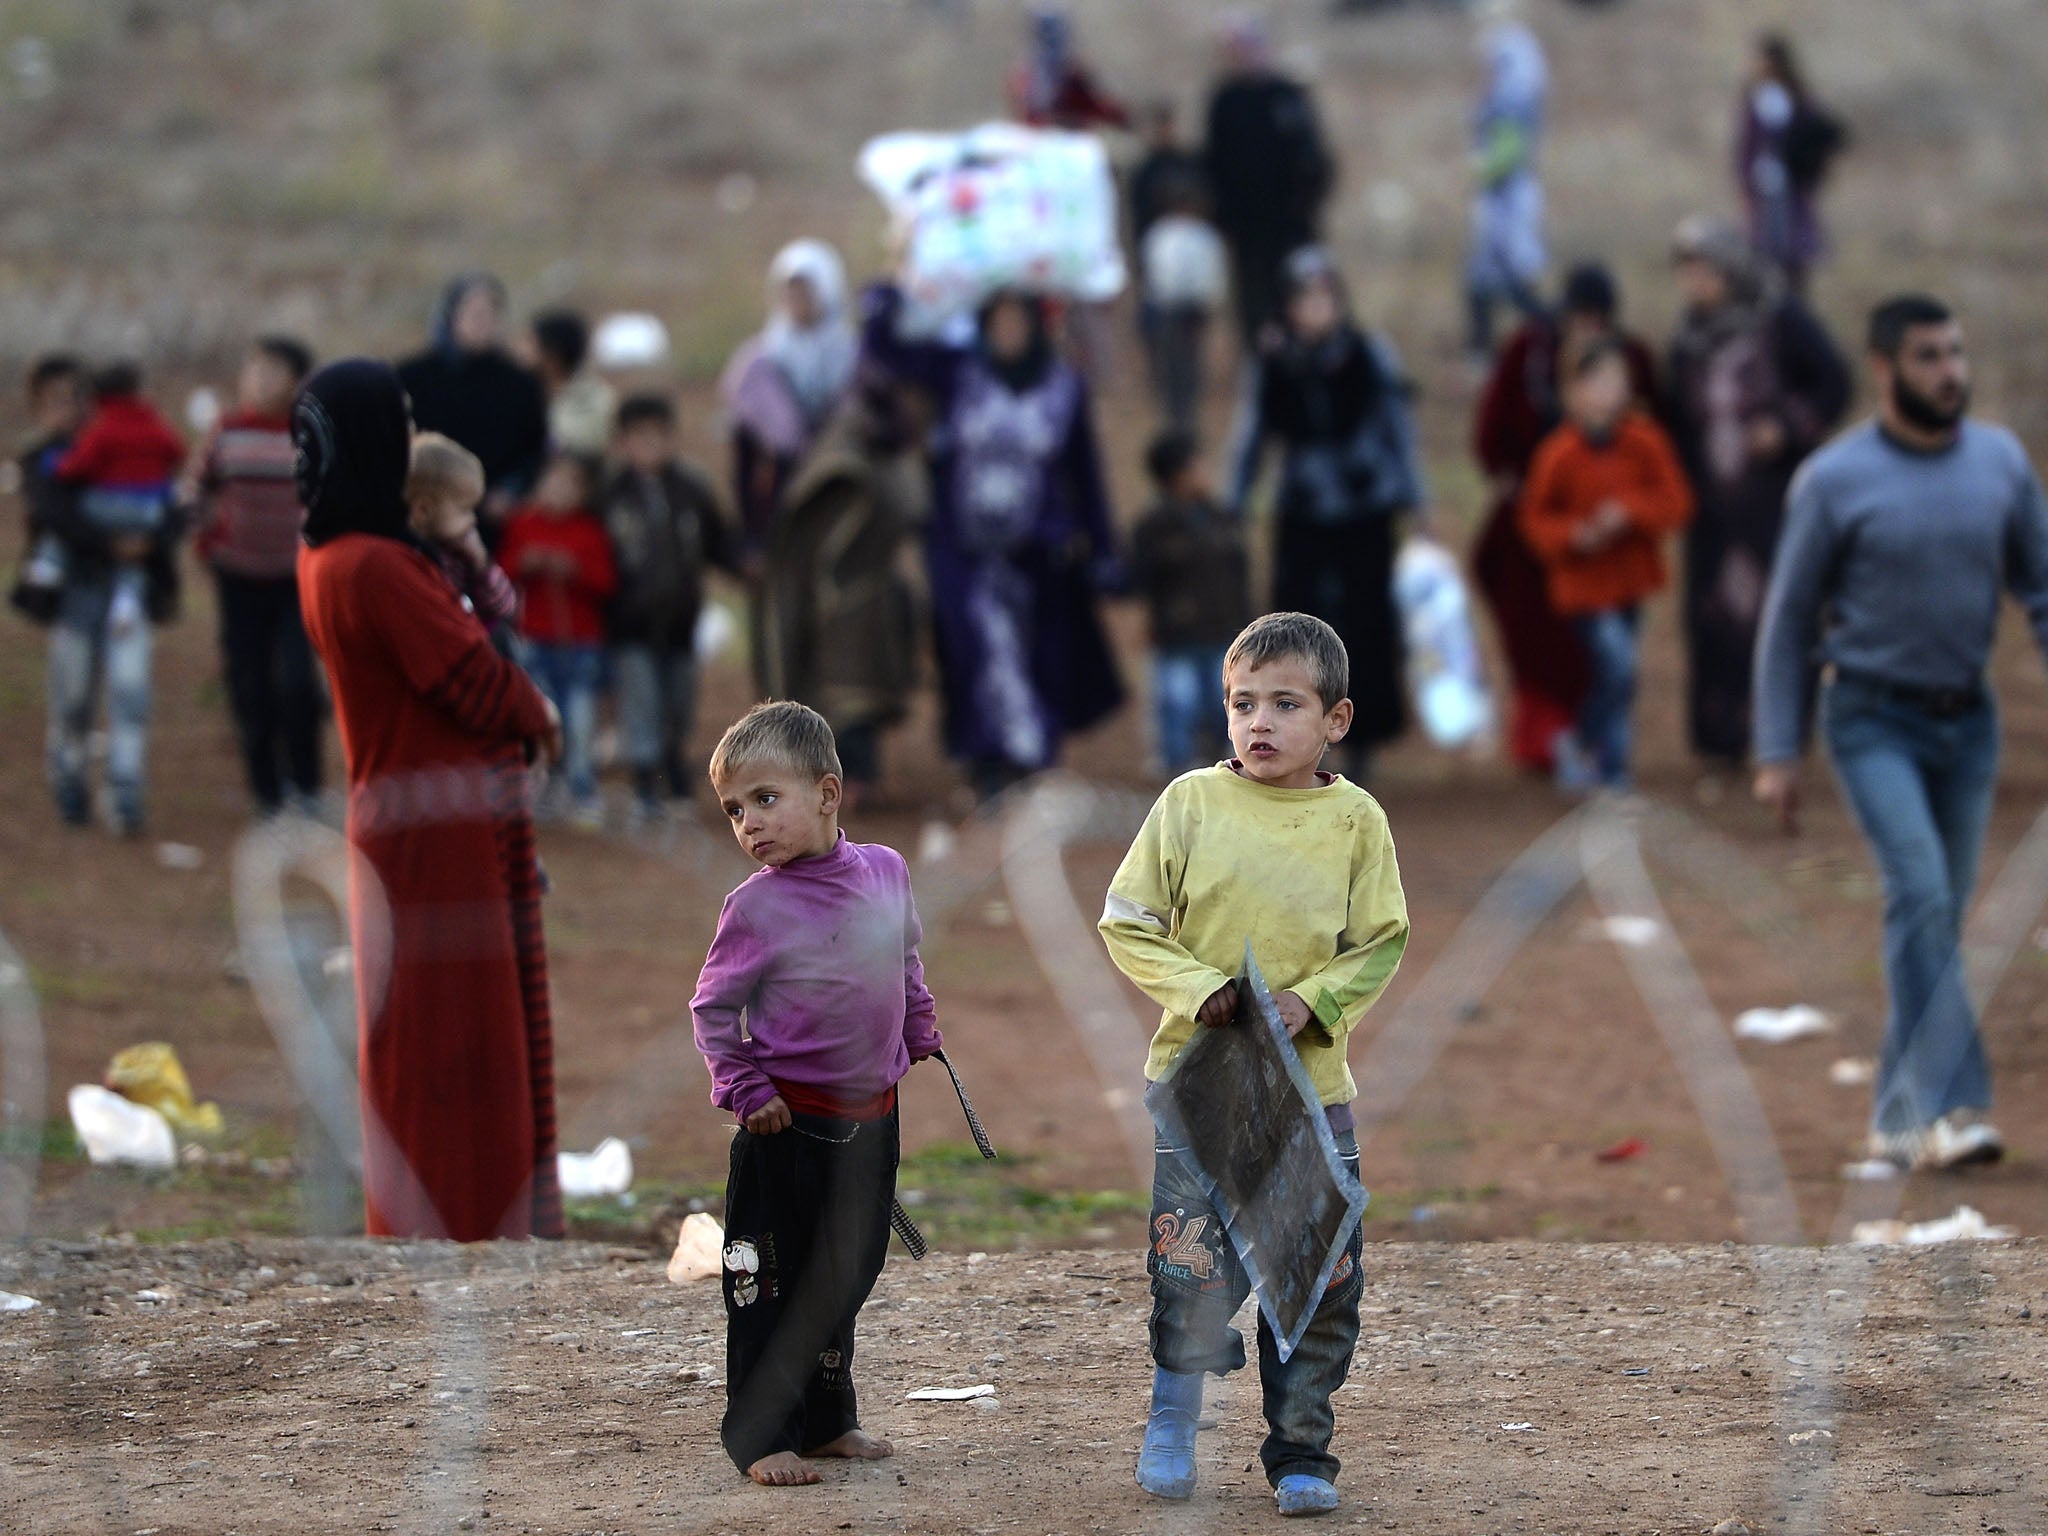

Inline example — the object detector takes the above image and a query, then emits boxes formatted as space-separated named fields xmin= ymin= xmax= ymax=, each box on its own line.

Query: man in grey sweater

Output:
xmin=1753 ymin=293 xmax=2048 ymax=1172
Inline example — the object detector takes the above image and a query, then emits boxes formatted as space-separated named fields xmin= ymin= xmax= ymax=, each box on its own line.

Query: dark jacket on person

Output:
xmin=1202 ymin=72 xmax=1333 ymax=257
xmin=1130 ymin=146 xmax=1208 ymax=247
xmin=395 ymin=347 xmax=549 ymax=504
xmin=1132 ymin=494 xmax=1251 ymax=652
xmin=600 ymin=462 xmax=732 ymax=653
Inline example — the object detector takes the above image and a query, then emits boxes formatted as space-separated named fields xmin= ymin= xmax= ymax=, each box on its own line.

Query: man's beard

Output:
xmin=1892 ymin=373 xmax=1970 ymax=432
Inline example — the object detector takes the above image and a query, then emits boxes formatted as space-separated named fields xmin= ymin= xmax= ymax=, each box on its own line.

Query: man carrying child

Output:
xmin=47 ymin=363 xmax=186 ymax=833
xmin=1100 ymin=611 xmax=1409 ymax=1517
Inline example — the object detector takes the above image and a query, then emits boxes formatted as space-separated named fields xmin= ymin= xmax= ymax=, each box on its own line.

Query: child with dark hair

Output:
xmin=7 ymin=353 xmax=85 ymax=624
xmin=1132 ymin=429 xmax=1250 ymax=775
xmin=192 ymin=335 xmax=323 ymax=814
xmin=601 ymin=391 xmax=732 ymax=817
xmin=531 ymin=307 xmax=615 ymax=457
xmin=692 ymin=700 xmax=941 ymax=1487
xmin=48 ymin=362 xmax=186 ymax=832
xmin=1519 ymin=337 xmax=1694 ymax=790
xmin=499 ymin=451 xmax=617 ymax=823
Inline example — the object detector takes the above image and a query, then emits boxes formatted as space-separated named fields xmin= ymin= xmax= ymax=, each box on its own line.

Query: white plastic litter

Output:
xmin=1393 ymin=537 xmax=1495 ymax=751
xmin=1499 ymin=1421 xmax=1536 ymax=1432
xmin=1733 ymin=1005 xmax=1832 ymax=1043
xmin=667 ymin=1212 xmax=725 ymax=1284
xmin=1851 ymin=1204 xmax=2015 ymax=1246
xmin=556 ymin=1137 xmax=633 ymax=1199
xmin=1840 ymin=1158 xmax=1900 ymax=1182
xmin=591 ymin=312 xmax=671 ymax=371
xmin=906 ymin=1384 xmax=997 ymax=1402
xmin=860 ymin=123 xmax=1126 ymax=333
xmin=1828 ymin=1057 xmax=1875 ymax=1086
xmin=1592 ymin=915 xmax=1663 ymax=949
xmin=0 ymin=1290 xmax=39 ymax=1312
xmin=67 ymin=1084 xmax=176 ymax=1169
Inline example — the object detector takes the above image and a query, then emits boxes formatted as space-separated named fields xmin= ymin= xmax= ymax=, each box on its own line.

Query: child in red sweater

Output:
xmin=56 ymin=363 xmax=186 ymax=636
xmin=1519 ymin=338 xmax=1694 ymax=790
xmin=499 ymin=452 xmax=617 ymax=820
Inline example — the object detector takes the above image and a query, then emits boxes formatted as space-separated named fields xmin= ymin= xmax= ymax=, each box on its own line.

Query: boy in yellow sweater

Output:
xmin=1100 ymin=611 xmax=1409 ymax=1518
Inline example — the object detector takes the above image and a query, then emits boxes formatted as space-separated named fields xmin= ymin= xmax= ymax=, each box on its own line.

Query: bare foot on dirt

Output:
xmin=747 ymin=1451 xmax=822 ymax=1486
xmin=807 ymin=1429 xmax=894 ymax=1461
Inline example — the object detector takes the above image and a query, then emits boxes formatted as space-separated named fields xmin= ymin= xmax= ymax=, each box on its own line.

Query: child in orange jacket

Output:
xmin=1519 ymin=337 xmax=1694 ymax=789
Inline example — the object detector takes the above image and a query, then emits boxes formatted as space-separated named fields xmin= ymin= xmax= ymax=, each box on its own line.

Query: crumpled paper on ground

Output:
xmin=1851 ymin=1204 xmax=2014 ymax=1245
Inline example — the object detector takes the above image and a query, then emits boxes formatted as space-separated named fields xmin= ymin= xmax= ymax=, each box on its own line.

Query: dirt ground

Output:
xmin=1 ymin=1236 xmax=2043 ymax=1536
xmin=7 ymin=0 xmax=2048 ymax=1255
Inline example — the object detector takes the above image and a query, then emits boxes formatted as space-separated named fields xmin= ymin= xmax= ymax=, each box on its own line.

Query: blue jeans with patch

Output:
xmin=1147 ymin=1129 xmax=1363 ymax=1488
xmin=1822 ymin=674 xmax=1999 ymax=1135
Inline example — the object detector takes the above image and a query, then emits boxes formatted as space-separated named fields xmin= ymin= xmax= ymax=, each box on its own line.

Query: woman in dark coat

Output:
xmin=863 ymin=282 xmax=1123 ymax=799
xmin=1473 ymin=263 xmax=1659 ymax=774
xmin=1734 ymin=33 xmax=1834 ymax=293
xmin=1664 ymin=217 xmax=1849 ymax=767
xmin=294 ymin=358 xmax=565 ymax=1242
xmin=1233 ymin=247 xmax=1425 ymax=774
xmin=396 ymin=274 xmax=550 ymax=525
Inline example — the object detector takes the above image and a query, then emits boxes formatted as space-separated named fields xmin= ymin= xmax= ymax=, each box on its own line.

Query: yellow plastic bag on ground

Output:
xmin=105 ymin=1043 xmax=223 ymax=1137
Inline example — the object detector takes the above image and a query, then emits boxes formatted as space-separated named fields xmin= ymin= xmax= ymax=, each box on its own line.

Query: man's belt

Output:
xmin=1834 ymin=668 xmax=1987 ymax=722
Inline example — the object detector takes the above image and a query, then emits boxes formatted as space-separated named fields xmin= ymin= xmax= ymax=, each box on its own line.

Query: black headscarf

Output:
xmin=295 ymin=358 xmax=414 ymax=548
xmin=430 ymin=272 xmax=508 ymax=355
xmin=976 ymin=289 xmax=1055 ymax=393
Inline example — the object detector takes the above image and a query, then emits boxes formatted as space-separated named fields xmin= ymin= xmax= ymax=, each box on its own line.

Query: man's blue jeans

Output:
xmin=1822 ymin=674 xmax=1998 ymax=1135
xmin=47 ymin=574 xmax=152 ymax=819
xmin=1147 ymin=1130 xmax=1363 ymax=1488
xmin=1570 ymin=607 xmax=1639 ymax=788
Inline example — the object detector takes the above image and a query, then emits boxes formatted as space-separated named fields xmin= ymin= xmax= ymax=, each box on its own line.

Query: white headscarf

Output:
xmin=761 ymin=239 xmax=858 ymax=428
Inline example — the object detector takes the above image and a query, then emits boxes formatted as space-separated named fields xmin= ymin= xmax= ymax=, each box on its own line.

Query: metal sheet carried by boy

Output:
xmin=1144 ymin=947 xmax=1369 ymax=1362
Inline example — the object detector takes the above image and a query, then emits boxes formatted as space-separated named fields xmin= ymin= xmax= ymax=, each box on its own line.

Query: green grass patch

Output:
xmin=562 ymin=1142 xmax=1147 ymax=1252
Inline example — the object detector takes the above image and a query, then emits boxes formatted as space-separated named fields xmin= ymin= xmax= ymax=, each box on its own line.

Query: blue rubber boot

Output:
xmin=1275 ymin=1474 xmax=1340 ymax=1517
xmin=1135 ymin=1367 xmax=1203 ymax=1499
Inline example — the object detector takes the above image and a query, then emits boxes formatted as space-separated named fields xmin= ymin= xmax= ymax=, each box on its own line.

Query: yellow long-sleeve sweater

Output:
xmin=1098 ymin=764 xmax=1410 ymax=1106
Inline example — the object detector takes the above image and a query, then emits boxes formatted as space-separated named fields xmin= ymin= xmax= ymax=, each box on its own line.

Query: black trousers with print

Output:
xmin=720 ymin=1107 xmax=898 ymax=1471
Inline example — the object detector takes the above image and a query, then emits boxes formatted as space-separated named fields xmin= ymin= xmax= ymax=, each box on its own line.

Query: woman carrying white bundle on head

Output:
xmin=720 ymin=240 xmax=861 ymax=565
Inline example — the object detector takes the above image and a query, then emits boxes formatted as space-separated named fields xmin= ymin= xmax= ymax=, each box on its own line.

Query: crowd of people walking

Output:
xmin=12 ymin=3 xmax=2029 ymax=1211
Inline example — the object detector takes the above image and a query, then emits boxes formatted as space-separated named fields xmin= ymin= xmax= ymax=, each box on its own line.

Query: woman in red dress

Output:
xmin=293 ymin=359 xmax=566 ymax=1241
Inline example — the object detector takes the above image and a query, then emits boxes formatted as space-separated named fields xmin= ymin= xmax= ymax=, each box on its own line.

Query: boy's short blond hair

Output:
xmin=407 ymin=431 xmax=485 ymax=504
xmin=708 ymin=700 xmax=843 ymax=786
xmin=1223 ymin=612 xmax=1350 ymax=712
